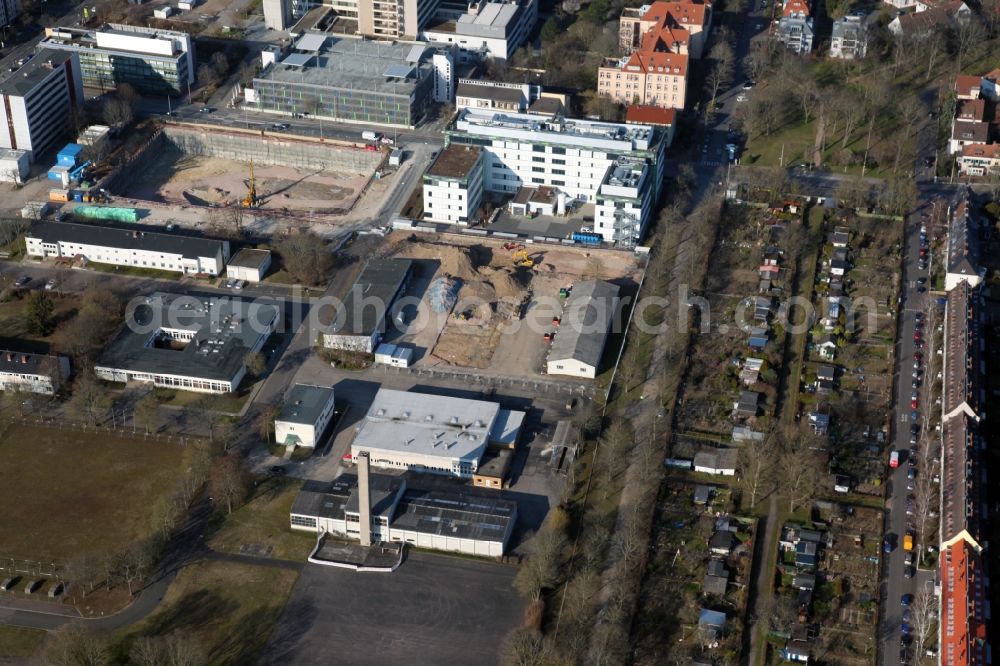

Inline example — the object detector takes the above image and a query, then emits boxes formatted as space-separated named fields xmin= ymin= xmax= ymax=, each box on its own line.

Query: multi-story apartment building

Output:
xmin=0 ymin=50 xmax=82 ymax=162
xmin=443 ymin=108 xmax=666 ymax=244
xmin=422 ymin=144 xmax=484 ymax=224
xmin=597 ymin=50 xmax=688 ymax=110
xmin=618 ymin=0 xmax=712 ymax=59
xmin=39 ymin=24 xmax=194 ymax=96
xmin=422 ymin=0 xmax=537 ymax=61
xmin=829 ymin=15 xmax=867 ymax=59
xmin=958 ymin=143 xmax=1000 ymax=176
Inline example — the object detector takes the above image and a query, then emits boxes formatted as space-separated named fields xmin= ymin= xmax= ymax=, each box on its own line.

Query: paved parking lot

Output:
xmin=262 ymin=552 xmax=523 ymax=666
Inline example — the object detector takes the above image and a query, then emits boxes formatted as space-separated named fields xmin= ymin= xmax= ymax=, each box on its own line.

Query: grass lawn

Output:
xmin=82 ymin=261 xmax=181 ymax=281
xmin=115 ymin=561 xmax=298 ymax=665
xmin=0 ymin=625 xmax=46 ymax=659
xmin=0 ymin=292 xmax=79 ymax=354
xmin=206 ymin=476 xmax=315 ymax=561
xmin=0 ymin=423 xmax=193 ymax=562
xmin=744 ymin=121 xmax=896 ymax=178
xmin=152 ymin=386 xmax=251 ymax=415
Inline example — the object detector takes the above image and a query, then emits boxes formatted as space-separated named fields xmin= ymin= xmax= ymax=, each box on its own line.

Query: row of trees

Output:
xmin=44 ymin=624 xmax=206 ymax=666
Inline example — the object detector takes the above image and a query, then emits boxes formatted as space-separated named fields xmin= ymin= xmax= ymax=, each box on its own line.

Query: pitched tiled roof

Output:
xmin=783 ymin=0 xmax=810 ymax=17
xmin=629 ymin=50 xmax=689 ymax=75
xmin=641 ymin=0 xmax=710 ymax=28
xmin=940 ymin=540 xmax=989 ymax=666
xmin=626 ymin=104 xmax=677 ymax=125
xmin=956 ymin=74 xmax=983 ymax=97
xmin=956 ymin=98 xmax=987 ymax=121
xmin=961 ymin=143 xmax=1000 ymax=159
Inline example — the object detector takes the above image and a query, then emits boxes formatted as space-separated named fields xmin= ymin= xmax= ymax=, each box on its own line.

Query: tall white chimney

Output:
xmin=357 ymin=452 xmax=372 ymax=547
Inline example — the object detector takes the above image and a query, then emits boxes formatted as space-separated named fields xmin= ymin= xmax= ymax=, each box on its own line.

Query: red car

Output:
xmin=890 ymin=451 xmax=900 ymax=468
xmin=913 ymin=352 xmax=922 ymax=361
xmin=913 ymin=331 xmax=922 ymax=341
xmin=911 ymin=398 xmax=919 ymax=409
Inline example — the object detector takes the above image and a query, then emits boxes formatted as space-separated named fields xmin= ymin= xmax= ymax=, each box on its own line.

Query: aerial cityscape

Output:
xmin=0 ymin=0 xmax=995 ymax=660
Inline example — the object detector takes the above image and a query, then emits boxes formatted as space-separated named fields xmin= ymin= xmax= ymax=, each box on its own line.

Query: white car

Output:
xmin=736 ymin=93 xmax=747 ymax=103
xmin=44 ymin=279 xmax=57 ymax=290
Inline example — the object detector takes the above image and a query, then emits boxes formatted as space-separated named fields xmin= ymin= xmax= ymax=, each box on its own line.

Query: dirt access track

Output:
xmin=382 ymin=234 xmax=644 ymax=378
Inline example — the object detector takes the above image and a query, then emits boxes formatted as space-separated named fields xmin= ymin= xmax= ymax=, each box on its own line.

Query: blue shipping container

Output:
xmin=57 ymin=143 xmax=82 ymax=167
xmin=48 ymin=166 xmax=69 ymax=180
xmin=571 ymin=232 xmax=602 ymax=245
xmin=71 ymin=191 xmax=83 ymax=202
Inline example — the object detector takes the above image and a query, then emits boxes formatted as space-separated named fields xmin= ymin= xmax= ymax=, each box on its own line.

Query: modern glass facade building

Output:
xmin=250 ymin=38 xmax=435 ymax=128
xmin=38 ymin=24 xmax=194 ymax=96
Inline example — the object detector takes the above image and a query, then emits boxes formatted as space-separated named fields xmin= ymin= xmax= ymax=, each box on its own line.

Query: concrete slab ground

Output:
xmin=489 ymin=203 xmax=593 ymax=239
xmin=261 ymin=551 xmax=523 ymax=666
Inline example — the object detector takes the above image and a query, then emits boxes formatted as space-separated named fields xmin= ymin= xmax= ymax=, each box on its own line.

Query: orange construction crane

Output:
xmin=242 ymin=159 xmax=259 ymax=208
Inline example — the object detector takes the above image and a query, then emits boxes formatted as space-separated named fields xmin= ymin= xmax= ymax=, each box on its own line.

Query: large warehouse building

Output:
xmin=26 ymin=221 xmax=230 ymax=276
xmin=95 ymin=292 xmax=278 ymax=394
xmin=349 ymin=388 xmax=524 ymax=478
xmin=321 ymin=259 xmax=411 ymax=353
xmin=290 ymin=468 xmax=518 ymax=557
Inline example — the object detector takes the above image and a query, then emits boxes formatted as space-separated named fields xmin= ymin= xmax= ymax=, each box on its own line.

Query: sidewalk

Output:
xmin=0 ymin=597 xmax=79 ymax=618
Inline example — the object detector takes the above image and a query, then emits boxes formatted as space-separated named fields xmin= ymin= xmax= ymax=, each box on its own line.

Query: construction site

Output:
xmin=383 ymin=235 xmax=644 ymax=378
xmin=113 ymin=125 xmax=384 ymax=215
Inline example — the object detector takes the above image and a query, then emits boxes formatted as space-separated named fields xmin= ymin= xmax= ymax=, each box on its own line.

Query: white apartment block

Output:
xmin=0 ymin=350 xmax=70 ymax=395
xmin=445 ymin=108 xmax=666 ymax=243
xmin=432 ymin=46 xmax=456 ymax=103
xmin=0 ymin=50 xmax=83 ymax=162
xmin=422 ymin=144 xmax=485 ymax=224
xmin=422 ymin=0 xmax=537 ymax=61
xmin=26 ymin=221 xmax=230 ymax=276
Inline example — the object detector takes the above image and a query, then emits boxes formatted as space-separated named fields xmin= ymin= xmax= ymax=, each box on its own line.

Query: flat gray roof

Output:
xmin=548 ymin=280 xmax=620 ymax=370
xmin=96 ymin=292 xmax=278 ymax=382
xmin=455 ymin=81 xmax=524 ymax=105
xmin=324 ymin=259 xmax=411 ymax=339
xmin=291 ymin=475 xmax=517 ymax=544
xmin=255 ymin=37 xmax=432 ymax=96
xmin=0 ymin=49 xmax=73 ymax=97
xmin=352 ymin=389 xmax=523 ymax=464
xmin=278 ymin=384 xmax=335 ymax=426
xmin=228 ymin=248 xmax=271 ymax=269
xmin=29 ymin=221 xmax=226 ymax=260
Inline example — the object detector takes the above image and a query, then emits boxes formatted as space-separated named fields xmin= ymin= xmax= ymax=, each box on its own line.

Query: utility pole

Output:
xmin=779 ymin=142 xmax=785 ymax=168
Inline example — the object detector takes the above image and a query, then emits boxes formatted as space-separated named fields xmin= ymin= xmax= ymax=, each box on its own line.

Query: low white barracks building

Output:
xmin=26 ymin=221 xmax=230 ymax=276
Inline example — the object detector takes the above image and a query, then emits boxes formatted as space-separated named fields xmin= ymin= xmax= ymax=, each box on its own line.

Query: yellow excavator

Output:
xmin=242 ymin=159 xmax=259 ymax=208
xmin=511 ymin=248 xmax=534 ymax=268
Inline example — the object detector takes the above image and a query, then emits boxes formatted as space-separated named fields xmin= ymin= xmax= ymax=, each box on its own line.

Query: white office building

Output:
xmin=0 ymin=350 xmax=71 ymax=395
xmin=422 ymin=143 xmax=485 ymax=224
xmin=422 ymin=0 xmax=537 ymax=61
xmin=0 ymin=50 xmax=83 ymax=162
xmin=95 ymin=292 xmax=278 ymax=394
xmin=26 ymin=221 xmax=231 ymax=276
xmin=349 ymin=388 xmax=524 ymax=478
xmin=445 ymin=108 xmax=667 ymax=243
xmin=275 ymin=384 xmax=337 ymax=448
xmin=39 ymin=24 xmax=194 ymax=96
xmin=432 ymin=46 xmax=456 ymax=103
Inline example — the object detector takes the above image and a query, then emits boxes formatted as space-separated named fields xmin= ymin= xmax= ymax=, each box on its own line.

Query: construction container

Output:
xmin=48 ymin=188 xmax=70 ymax=203
xmin=74 ymin=206 xmax=138 ymax=223
xmin=57 ymin=143 xmax=82 ymax=167
xmin=571 ymin=232 xmax=602 ymax=246
xmin=71 ymin=190 xmax=84 ymax=202
xmin=47 ymin=165 xmax=70 ymax=181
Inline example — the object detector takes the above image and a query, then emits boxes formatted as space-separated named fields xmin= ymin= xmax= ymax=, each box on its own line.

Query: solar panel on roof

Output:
xmin=295 ymin=33 xmax=326 ymax=51
xmin=405 ymin=44 xmax=425 ymax=63
xmin=282 ymin=53 xmax=313 ymax=67
xmin=383 ymin=64 xmax=414 ymax=79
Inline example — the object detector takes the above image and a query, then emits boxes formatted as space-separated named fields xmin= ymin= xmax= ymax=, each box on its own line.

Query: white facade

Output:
xmin=0 ymin=149 xmax=30 ymax=184
xmin=95 ymin=365 xmax=247 ymax=394
xmin=274 ymin=385 xmax=336 ymax=448
xmin=0 ymin=351 xmax=70 ymax=395
xmin=263 ymin=0 xmax=292 ymax=30
xmin=25 ymin=225 xmax=229 ymax=276
xmin=422 ymin=0 xmax=537 ymax=61
xmin=226 ymin=249 xmax=271 ymax=282
xmin=0 ymin=51 xmax=83 ymax=162
xmin=374 ymin=343 xmax=414 ymax=367
xmin=422 ymin=145 xmax=484 ymax=224
xmin=431 ymin=48 xmax=455 ymax=103
xmin=447 ymin=109 xmax=666 ymax=243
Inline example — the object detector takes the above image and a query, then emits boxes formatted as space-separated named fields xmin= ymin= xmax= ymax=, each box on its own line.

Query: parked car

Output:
xmin=44 ymin=279 xmax=57 ymax=290
xmin=889 ymin=451 xmax=900 ymax=468
xmin=15 ymin=275 xmax=30 ymax=286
